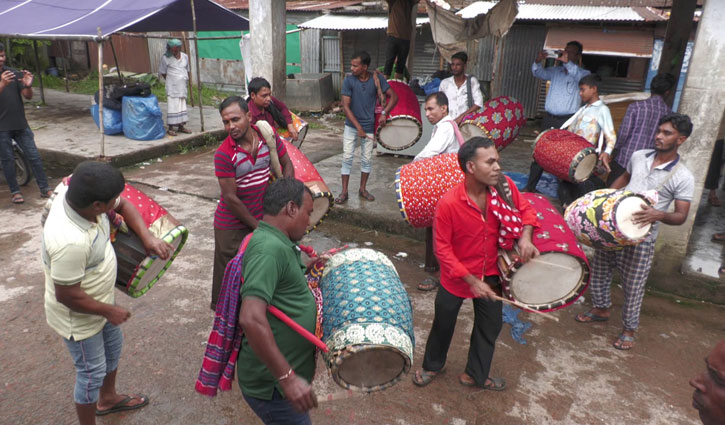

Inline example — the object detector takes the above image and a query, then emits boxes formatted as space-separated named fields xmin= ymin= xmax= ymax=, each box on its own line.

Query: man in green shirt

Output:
xmin=238 ymin=177 xmax=318 ymax=424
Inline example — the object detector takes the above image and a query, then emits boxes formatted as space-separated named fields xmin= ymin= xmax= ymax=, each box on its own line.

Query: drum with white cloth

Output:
xmin=375 ymin=80 xmax=422 ymax=151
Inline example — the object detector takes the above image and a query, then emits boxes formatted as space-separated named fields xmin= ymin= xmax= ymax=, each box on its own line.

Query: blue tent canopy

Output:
xmin=0 ymin=0 xmax=249 ymax=40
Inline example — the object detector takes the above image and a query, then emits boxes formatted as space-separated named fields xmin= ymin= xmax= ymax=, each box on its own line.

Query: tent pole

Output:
xmin=109 ymin=37 xmax=124 ymax=84
xmin=32 ymin=40 xmax=45 ymax=105
xmin=97 ymin=28 xmax=105 ymax=158
xmin=60 ymin=41 xmax=69 ymax=92
xmin=190 ymin=0 xmax=205 ymax=132
xmin=182 ymin=32 xmax=194 ymax=107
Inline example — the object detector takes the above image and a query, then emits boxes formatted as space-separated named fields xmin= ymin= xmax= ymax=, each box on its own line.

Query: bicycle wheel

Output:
xmin=14 ymin=147 xmax=32 ymax=186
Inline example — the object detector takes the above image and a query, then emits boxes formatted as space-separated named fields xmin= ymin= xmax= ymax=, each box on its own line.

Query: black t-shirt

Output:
xmin=0 ymin=66 xmax=29 ymax=131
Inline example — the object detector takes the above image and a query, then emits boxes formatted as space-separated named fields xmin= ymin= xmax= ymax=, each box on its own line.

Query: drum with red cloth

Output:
xmin=375 ymin=80 xmax=422 ymax=151
xmin=276 ymin=112 xmax=309 ymax=149
xmin=459 ymin=96 xmax=526 ymax=150
xmin=395 ymin=153 xmax=463 ymax=228
xmin=532 ymin=129 xmax=598 ymax=183
xmin=282 ymin=140 xmax=333 ymax=232
xmin=497 ymin=193 xmax=590 ymax=312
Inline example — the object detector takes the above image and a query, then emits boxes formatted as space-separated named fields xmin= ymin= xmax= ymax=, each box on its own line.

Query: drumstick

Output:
xmin=267 ymin=305 xmax=329 ymax=352
xmin=528 ymin=258 xmax=576 ymax=271
xmin=492 ymin=295 xmax=560 ymax=322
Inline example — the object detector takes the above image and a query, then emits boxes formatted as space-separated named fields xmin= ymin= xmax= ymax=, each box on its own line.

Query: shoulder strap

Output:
xmin=495 ymin=176 xmax=515 ymax=209
xmin=266 ymin=99 xmax=289 ymax=129
xmin=655 ymin=161 xmax=682 ymax=192
xmin=254 ymin=121 xmax=284 ymax=179
xmin=466 ymin=75 xmax=473 ymax=109
xmin=449 ymin=120 xmax=465 ymax=146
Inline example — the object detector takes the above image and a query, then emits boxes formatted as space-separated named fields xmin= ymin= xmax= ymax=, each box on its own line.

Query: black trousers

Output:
xmin=422 ymin=280 xmax=503 ymax=386
xmin=558 ymin=174 xmax=606 ymax=206
xmin=524 ymin=113 xmax=574 ymax=191
xmin=705 ymin=139 xmax=724 ymax=190
xmin=384 ymin=36 xmax=411 ymax=77
xmin=424 ymin=227 xmax=439 ymax=273
xmin=606 ymin=159 xmax=627 ymax=187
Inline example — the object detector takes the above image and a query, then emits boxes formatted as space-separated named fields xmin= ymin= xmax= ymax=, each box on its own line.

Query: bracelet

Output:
xmin=276 ymin=368 xmax=295 ymax=382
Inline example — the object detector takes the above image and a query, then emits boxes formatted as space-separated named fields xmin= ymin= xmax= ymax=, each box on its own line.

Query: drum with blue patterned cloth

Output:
xmin=320 ymin=248 xmax=414 ymax=392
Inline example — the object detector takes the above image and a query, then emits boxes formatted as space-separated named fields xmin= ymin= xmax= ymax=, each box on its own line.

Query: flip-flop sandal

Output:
xmin=334 ymin=193 xmax=349 ymax=204
xmin=417 ymin=277 xmax=439 ymax=291
xmin=711 ymin=234 xmax=725 ymax=243
xmin=412 ymin=369 xmax=444 ymax=387
xmin=613 ymin=333 xmax=635 ymax=351
xmin=11 ymin=193 xmax=24 ymax=204
xmin=167 ymin=129 xmax=178 ymax=136
xmin=575 ymin=310 xmax=609 ymax=323
xmin=178 ymin=127 xmax=192 ymax=134
xmin=358 ymin=190 xmax=375 ymax=201
xmin=467 ymin=375 xmax=506 ymax=391
xmin=95 ymin=394 xmax=149 ymax=416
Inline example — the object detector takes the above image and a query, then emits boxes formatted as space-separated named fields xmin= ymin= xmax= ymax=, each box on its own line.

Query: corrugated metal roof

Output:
xmin=215 ymin=1 xmax=364 ymax=11
xmin=521 ymin=0 xmax=702 ymax=6
xmin=298 ymin=14 xmax=430 ymax=30
xmin=457 ymin=2 xmax=666 ymax=21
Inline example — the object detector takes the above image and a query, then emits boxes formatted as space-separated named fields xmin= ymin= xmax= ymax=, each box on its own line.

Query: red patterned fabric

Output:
xmin=533 ymin=129 xmax=594 ymax=182
xmin=121 ymin=183 xmax=168 ymax=228
xmin=489 ymin=188 xmax=523 ymax=250
xmin=523 ymin=193 xmax=588 ymax=263
xmin=460 ymin=96 xmax=526 ymax=150
xmin=281 ymin=140 xmax=325 ymax=186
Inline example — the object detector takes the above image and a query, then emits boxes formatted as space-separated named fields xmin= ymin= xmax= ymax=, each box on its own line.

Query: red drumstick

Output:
xmin=267 ymin=305 xmax=329 ymax=352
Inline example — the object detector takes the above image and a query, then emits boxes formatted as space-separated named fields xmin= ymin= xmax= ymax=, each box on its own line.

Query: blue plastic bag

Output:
xmin=422 ymin=77 xmax=441 ymax=95
xmin=121 ymin=95 xmax=165 ymax=141
xmin=90 ymin=104 xmax=123 ymax=135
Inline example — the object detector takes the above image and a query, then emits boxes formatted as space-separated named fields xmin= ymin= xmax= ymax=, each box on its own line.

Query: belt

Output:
xmin=546 ymin=112 xmax=573 ymax=119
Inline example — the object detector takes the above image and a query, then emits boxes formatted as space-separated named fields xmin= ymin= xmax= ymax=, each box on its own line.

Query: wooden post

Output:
xmin=60 ymin=40 xmax=69 ymax=92
xmin=658 ymin=0 xmax=697 ymax=107
xmin=97 ymin=28 xmax=105 ymax=158
xmin=191 ymin=0 xmax=205 ymax=131
xmin=405 ymin=2 xmax=417 ymax=79
xmin=32 ymin=40 xmax=45 ymax=105
xmin=182 ymin=32 xmax=194 ymax=107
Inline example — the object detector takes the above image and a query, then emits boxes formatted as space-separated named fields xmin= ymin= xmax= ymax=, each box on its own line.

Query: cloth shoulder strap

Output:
xmin=449 ymin=120 xmax=465 ymax=146
xmin=466 ymin=75 xmax=473 ymax=109
xmin=655 ymin=161 xmax=682 ymax=192
xmin=495 ymin=176 xmax=515 ymax=209
xmin=254 ymin=121 xmax=284 ymax=179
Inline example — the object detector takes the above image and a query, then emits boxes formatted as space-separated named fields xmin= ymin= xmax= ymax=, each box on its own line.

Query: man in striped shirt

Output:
xmin=211 ymin=96 xmax=294 ymax=310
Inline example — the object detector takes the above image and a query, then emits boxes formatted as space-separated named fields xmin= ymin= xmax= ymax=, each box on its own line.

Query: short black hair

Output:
xmin=659 ymin=113 xmax=693 ymax=137
xmin=425 ymin=91 xmax=449 ymax=108
xmin=219 ymin=95 xmax=248 ymax=114
xmin=263 ymin=177 xmax=313 ymax=216
xmin=579 ymin=74 xmax=602 ymax=90
xmin=0 ymin=41 xmax=4 ymax=52
xmin=451 ymin=51 xmax=468 ymax=64
xmin=67 ymin=161 xmax=125 ymax=208
xmin=566 ymin=41 xmax=583 ymax=55
xmin=248 ymin=77 xmax=271 ymax=95
xmin=650 ymin=73 xmax=676 ymax=96
xmin=458 ymin=137 xmax=496 ymax=173
xmin=352 ymin=51 xmax=371 ymax=67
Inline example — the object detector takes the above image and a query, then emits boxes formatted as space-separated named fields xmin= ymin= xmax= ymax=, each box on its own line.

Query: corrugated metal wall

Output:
xmin=301 ymin=28 xmax=321 ymax=73
xmin=409 ymin=26 xmax=442 ymax=78
xmin=471 ymin=35 xmax=497 ymax=82
xmin=322 ymin=32 xmax=343 ymax=96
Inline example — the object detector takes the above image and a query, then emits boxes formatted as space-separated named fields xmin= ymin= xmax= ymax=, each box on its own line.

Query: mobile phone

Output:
xmin=545 ymin=50 xmax=558 ymax=59
xmin=14 ymin=71 xmax=24 ymax=80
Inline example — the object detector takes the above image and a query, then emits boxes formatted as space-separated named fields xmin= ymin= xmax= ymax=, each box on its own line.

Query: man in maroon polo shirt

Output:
xmin=246 ymin=77 xmax=299 ymax=143
xmin=211 ymin=96 xmax=294 ymax=310
xmin=412 ymin=137 xmax=539 ymax=390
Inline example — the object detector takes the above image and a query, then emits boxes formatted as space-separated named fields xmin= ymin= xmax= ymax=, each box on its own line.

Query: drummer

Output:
xmin=438 ymin=51 xmax=483 ymax=126
xmin=575 ymin=113 xmax=695 ymax=351
xmin=246 ymin=77 xmax=299 ymax=143
xmin=413 ymin=137 xmax=539 ymax=390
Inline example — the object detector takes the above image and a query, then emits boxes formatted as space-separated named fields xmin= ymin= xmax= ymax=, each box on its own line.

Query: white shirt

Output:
xmin=414 ymin=116 xmax=461 ymax=161
xmin=439 ymin=74 xmax=484 ymax=120
xmin=159 ymin=52 xmax=190 ymax=98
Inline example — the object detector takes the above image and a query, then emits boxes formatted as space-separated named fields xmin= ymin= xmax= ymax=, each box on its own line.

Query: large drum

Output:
xmin=564 ymin=188 xmax=657 ymax=251
xmin=395 ymin=153 xmax=463 ymax=228
xmin=276 ymin=112 xmax=309 ymax=149
xmin=533 ymin=129 xmax=598 ymax=183
xmin=375 ymin=80 xmax=422 ymax=151
xmin=281 ymin=140 xmax=333 ymax=232
xmin=459 ymin=96 xmax=526 ymax=150
xmin=320 ymin=248 xmax=414 ymax=392
xmin=497 ymin=193 xmax=590 ymax=312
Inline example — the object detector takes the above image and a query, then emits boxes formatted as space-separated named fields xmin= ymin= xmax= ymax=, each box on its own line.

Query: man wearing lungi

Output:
xmin=211 ymin=96 xmax=294 ymax=310
xmin=438 ymin=51 xmax=483 ymax=126
xmin=690 ymin=340 xmax=725 ymax=425
xmin=238 ymin=178 xmax=318 ymax=424
xmin=413 ymin=137 xmax=539 ymax=389
xmin=575 ymin=113 xmax=695 ymax=351
xmin=159 ymin=39 xmax=191 ymax=136
xmin=247 ymin=77 xmax=299 ymax=143
xmin=42 ymin=161 xmax=172 ymax=425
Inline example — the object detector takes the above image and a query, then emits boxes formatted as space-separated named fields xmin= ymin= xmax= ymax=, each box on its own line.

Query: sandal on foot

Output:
xmin=178 ymin=126 xmax=192 ymax=134
xmin=613 ymin=333 xmax=635 ymax=351
xmin=11 ymin=193 xmax=24 ymax=204
xmin=575 ymin=310 xmax=609 ymax=323
xmin=96 ymin=394 xmax=149 ymax=416
xmin=481 ymin=376 xmax=506 ymax=391
xmin=358 ymin=189 xmax=375 ymax=201
xmin=412 ymin=369 xmax=443 ymax=387
xmin=334 ymin=192 xmax=349 ymax=204
xmin=40 ymin=190 xmax=54 ymax=199
xmin=712 ymin=233 xmax=725 ymax=243
xmin=709 ymin=195 xmax=722 ymax=206
xmin=167 ymin=129 xmax=178 ymax=136
xmin=417 ymin=277 xmax=439 ymax=292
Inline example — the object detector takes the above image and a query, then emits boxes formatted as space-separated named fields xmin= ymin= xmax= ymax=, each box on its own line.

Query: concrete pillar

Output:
xmin=657 ymin=0 xmax=697 ymax=107
xmin=249 ymin=0 xmax=286 ymax=98
xmin=649 ymin=0 xmax=725 ymax=302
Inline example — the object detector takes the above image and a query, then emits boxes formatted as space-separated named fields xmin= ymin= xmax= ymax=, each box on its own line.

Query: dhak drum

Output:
xmin=564 ymin=188 xmax=657 ymax=251
xmin=395 ymin=153 xmax=463 ymax=228
xmin=459 ymin=96 xmax=525 ymax=150
xmin=533 ymin=129 xmax=598 ymax=183
xmin=375 ymin=80 xmax=422 ymax=151
xmin=281 ymin=140 xmax=333 ymax=232
xmin=497 ymin=193 xmax=590 ymax=312
xmin=276 ymin=112 xmax=309 ymax=149
xmin=320 ymin=248 xmax=414 ymax=392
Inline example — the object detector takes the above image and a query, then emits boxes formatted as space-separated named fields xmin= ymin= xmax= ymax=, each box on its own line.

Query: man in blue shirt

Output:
xmin=335 ymin=51 xmax=398 ymax=204
xmin=524 ymin=40 xmax=590 ymax=192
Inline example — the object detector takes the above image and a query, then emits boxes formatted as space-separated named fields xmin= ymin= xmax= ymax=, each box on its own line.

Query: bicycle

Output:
xmin=0 ymin=140 xmax=32 ymax=187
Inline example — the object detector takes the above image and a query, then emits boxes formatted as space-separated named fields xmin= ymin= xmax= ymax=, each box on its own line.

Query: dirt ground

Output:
xmin=1 ymin=119 xmax=723 ymax=425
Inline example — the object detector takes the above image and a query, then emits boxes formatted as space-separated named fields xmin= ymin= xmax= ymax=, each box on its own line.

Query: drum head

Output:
xmin=459 ymin=123 xmax=487 ymax=141
xmin=334 ymin=345 xmax=409 ymax=391
xmin=573 ymin=152 xmax=598 ymax=182
xmin=296 ymin=124 xmax=308 ymax=149
xmin=615 ymin=196 xmax=651 ymax=239
xmin=509 ymin=252 xmax=586 ymax=310
xmin=309 ymin=192 xmax=333 ymax=232
xmin=377 ymin=118 xmax=421 ymax=151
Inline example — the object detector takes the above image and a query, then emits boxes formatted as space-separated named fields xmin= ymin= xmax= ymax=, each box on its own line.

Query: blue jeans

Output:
xmin=243 ymin=388 xmax=311 ymax=425
xmin=0 ymin=127 xmax=50 ymax=194
xmin=63 ymin=322 xmax=123 ymax=404
xmin=341 ymin=124 xmax=373 ymax=175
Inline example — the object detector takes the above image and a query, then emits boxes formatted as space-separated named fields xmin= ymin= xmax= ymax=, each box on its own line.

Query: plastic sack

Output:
xmin=122 ymin=95 xmax=165 ymax=141
xmin=90 ymin=104 xmax=123 ymax=135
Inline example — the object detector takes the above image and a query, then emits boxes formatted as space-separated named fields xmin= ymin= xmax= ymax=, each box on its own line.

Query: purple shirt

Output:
xmin=613 ymin=95 xmax=671 ymax=168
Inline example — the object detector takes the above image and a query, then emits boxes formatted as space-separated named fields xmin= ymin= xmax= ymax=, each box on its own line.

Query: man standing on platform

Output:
xmin=159 ymin=39 xmax=191 ymax=136
xmin=335 ymin=51 xmax=397 ymax=204
xmin=247 ymin=77 xmax=299 ymax=143
xmin=412 ymin=137 xmax=539 ymax=389
xmin=438 ymin=51 xmax=483 ymax=126
xmin=383 ymin=0 xmax=419 ymax=80
xmin=211 ymin=96 xmax=294 ymax=311
xmin=575 ymin=113 xmax=695 ymax=351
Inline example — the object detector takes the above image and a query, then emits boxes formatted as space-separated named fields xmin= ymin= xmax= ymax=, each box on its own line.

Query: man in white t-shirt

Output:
xmin=438 ymin=51 xmax=483 ymax=125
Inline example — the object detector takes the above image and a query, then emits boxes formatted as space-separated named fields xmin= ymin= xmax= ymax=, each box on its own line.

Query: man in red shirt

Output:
xmin=412 ymin=137 xmax=539 ymax=390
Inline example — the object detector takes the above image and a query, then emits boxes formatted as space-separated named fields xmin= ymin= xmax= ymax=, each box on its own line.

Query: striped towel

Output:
xmin=195 ymin=233 xmax=253 ymax=397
